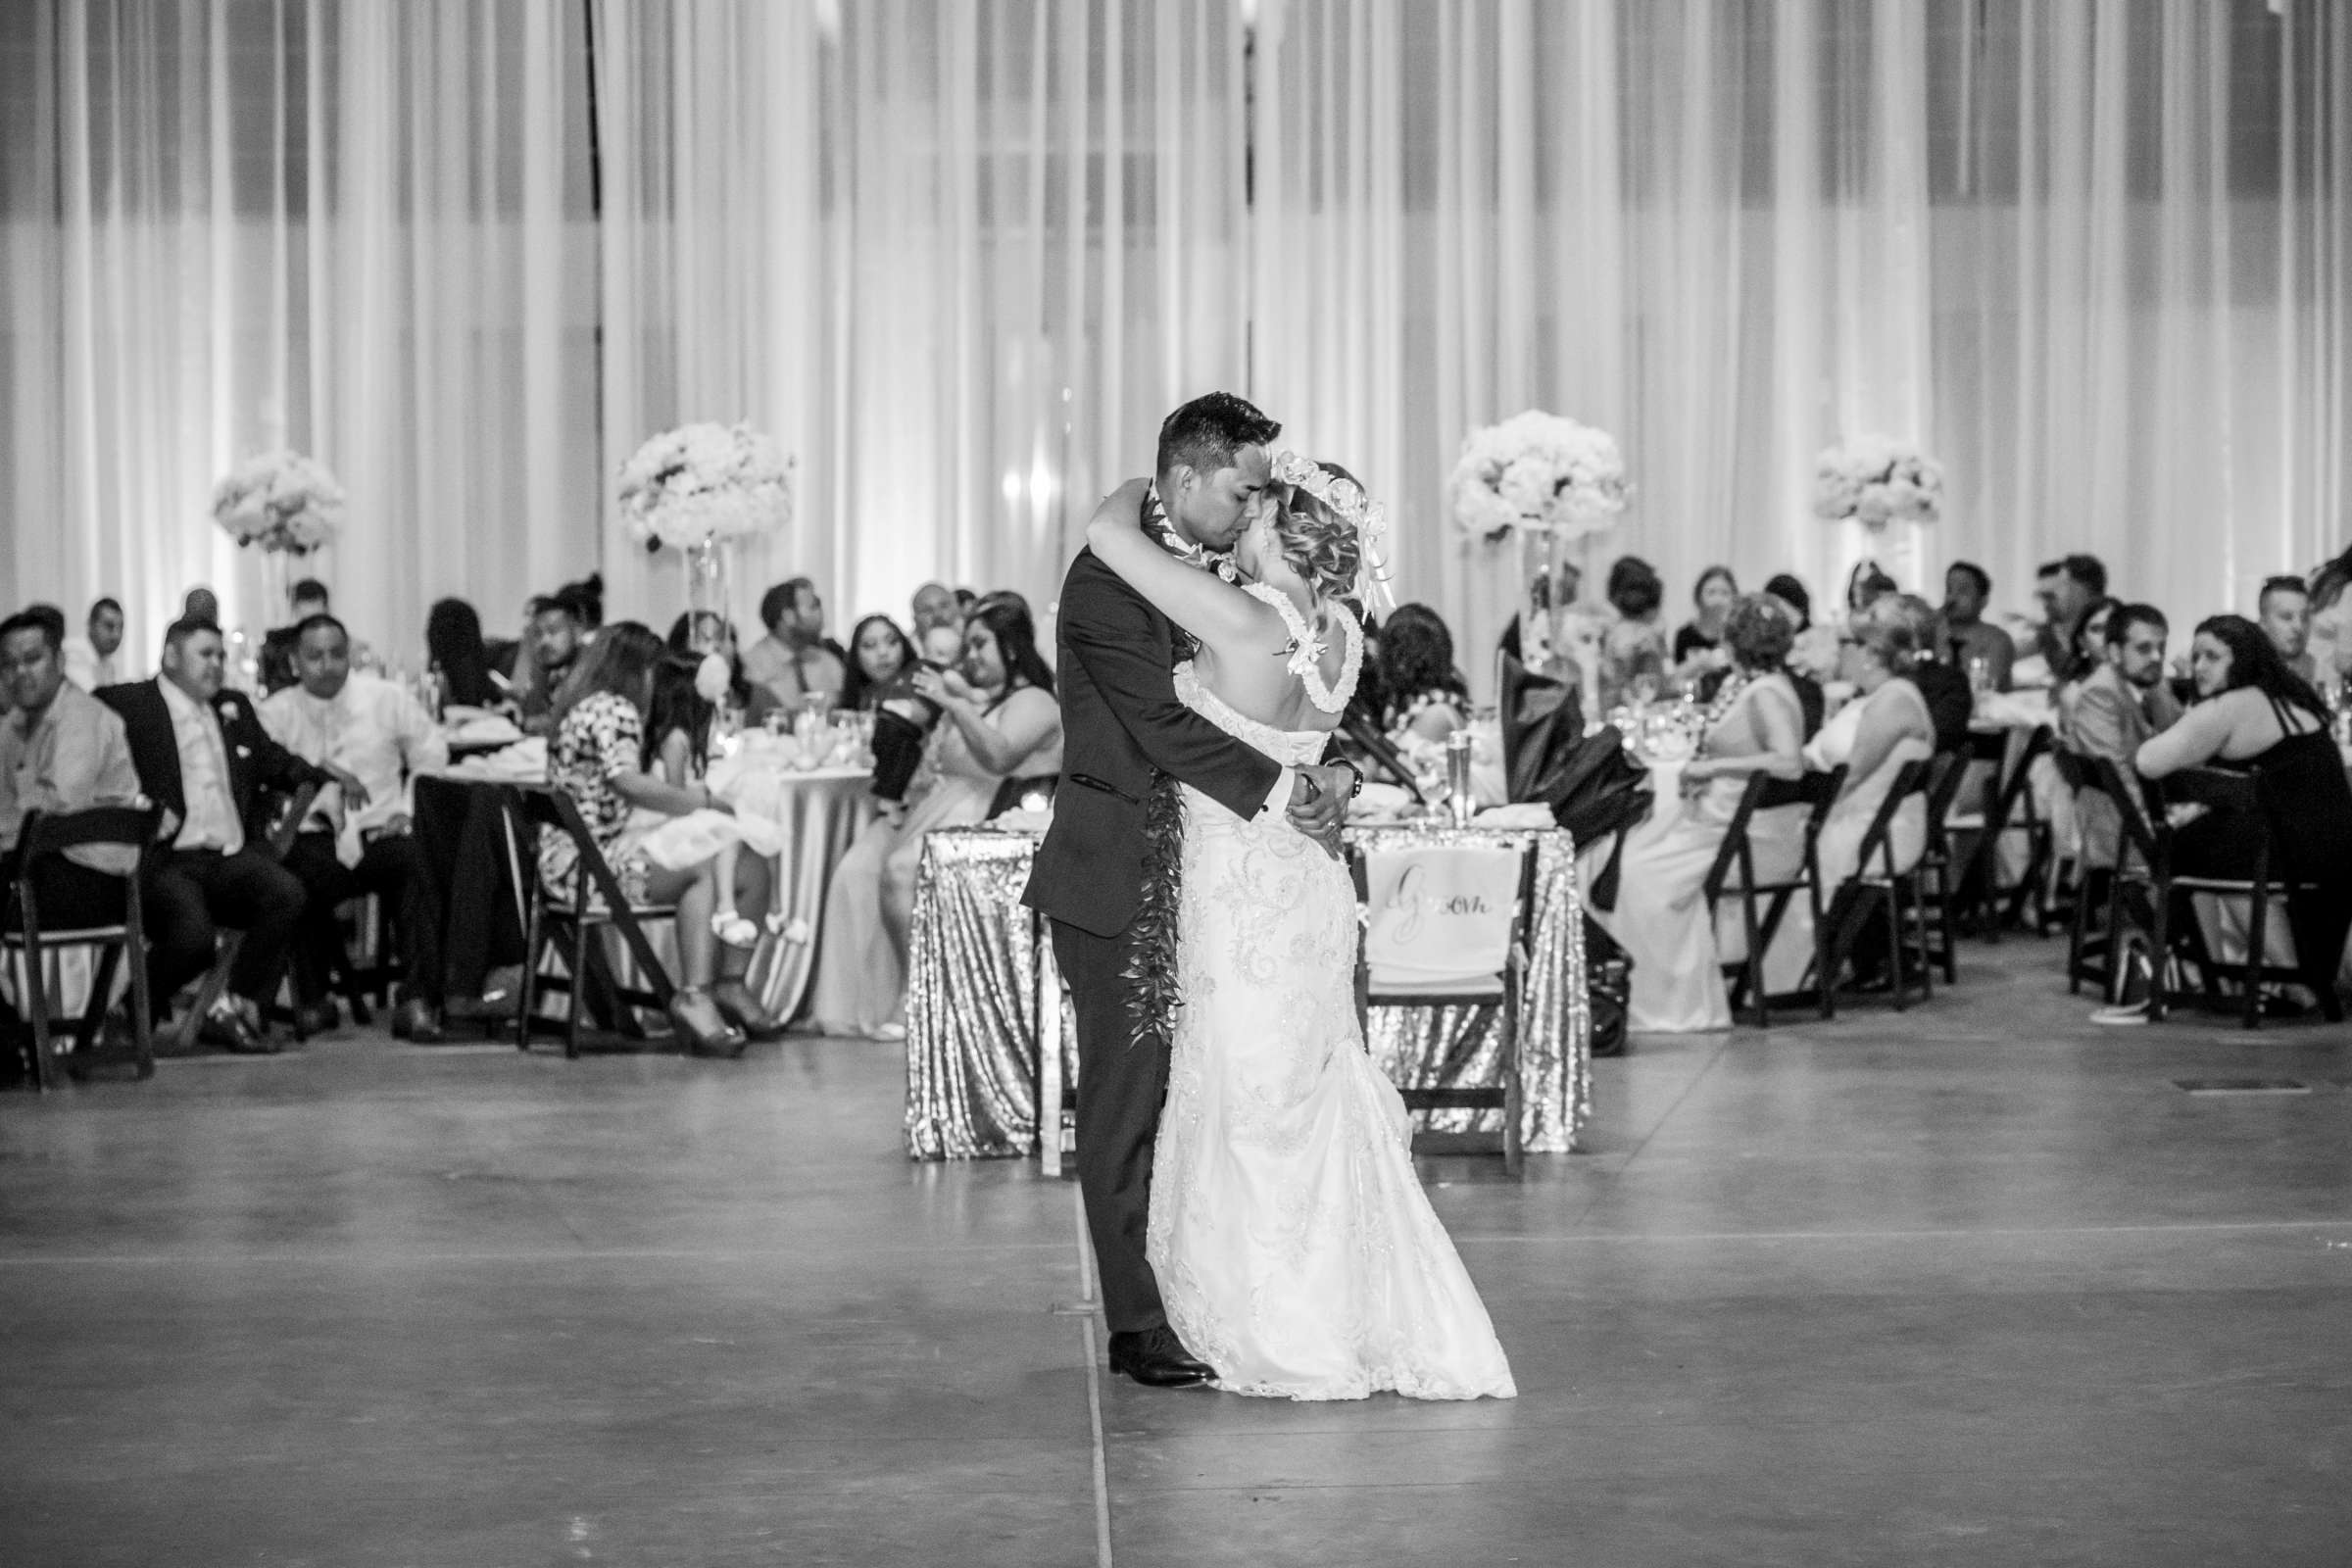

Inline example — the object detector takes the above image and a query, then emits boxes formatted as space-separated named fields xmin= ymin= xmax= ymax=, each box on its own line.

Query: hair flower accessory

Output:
xmin=1271 ymin=450 xmax=1395 ymax=612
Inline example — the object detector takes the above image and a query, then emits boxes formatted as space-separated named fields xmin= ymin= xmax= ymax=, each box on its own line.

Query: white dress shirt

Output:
xmin=261 ymin=673 xmax=449 ymax=866
xmin=158 ymin=676 xmax=244 ymax=855
xmin=62 ymin=638 xmax=119 ymax=692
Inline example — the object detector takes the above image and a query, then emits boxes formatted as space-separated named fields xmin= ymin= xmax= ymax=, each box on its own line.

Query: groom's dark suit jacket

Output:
xmin=1022 ymin=547 xmax=1283 ymax=938
xmin=98 ymin=677 xmax=329 ymax=846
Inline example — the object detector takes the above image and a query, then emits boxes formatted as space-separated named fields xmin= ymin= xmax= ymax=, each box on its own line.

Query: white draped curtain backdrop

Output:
xmin=4 ymin=0 xmax=2347 ymax=680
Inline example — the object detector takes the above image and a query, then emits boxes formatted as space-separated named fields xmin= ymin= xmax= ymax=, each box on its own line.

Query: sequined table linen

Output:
xmin=904 ymin=823 xmax=1589 ymax=1160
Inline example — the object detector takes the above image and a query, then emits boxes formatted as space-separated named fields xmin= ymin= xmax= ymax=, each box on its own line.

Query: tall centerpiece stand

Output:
xmin=211 ymin=450 xmax=346 ymax=690
xmin=1812 ymin=435 xmax=1944 ymax=615
xmin=1449 ymin=411 xmax=1631 ymax=729
xmin=617 ymin=420 xmax=797 ymax=662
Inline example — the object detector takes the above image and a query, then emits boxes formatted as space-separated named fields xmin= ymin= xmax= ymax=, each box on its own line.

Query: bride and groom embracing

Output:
xmin=1021 ymin=392 xmax=1514 ymax=1402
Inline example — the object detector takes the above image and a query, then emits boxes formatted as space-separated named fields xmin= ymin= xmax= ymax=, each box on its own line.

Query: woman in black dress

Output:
xmin=2136 ymin=614 xmax=2351 ymax=1014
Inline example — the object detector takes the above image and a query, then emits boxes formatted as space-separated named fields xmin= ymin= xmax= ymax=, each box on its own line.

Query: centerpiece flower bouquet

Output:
xmin=618 ymin=421 xmax=794 ymax=552
xmin=1813 ymin=436 xmax=1942 ymax=531
xmin=212 ymin=451 xmax=345 ymax=555
xmin=1448 ymin=411 xmax=1630 ymax=542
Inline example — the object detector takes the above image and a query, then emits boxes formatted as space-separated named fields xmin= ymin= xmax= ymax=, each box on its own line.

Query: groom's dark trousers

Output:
xmin=1024 ymin=547 xmax=1282 ymax=1336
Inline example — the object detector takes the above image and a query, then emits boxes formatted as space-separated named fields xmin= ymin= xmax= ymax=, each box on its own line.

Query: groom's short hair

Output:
xmin=1156 ymin=392 xmax=1280 ymax=482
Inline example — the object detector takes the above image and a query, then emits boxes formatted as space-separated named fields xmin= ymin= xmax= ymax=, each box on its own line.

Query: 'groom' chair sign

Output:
xmin=1352 ymin=841 xmax=1535 ymax=1174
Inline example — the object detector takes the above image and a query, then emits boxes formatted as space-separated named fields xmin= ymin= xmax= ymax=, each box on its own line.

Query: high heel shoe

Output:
xmin=710 ymin=911 xmax=761 ymax=949
xmin=710 ymin=978 xmax=787 ymax=1043
xmin=667 ymin=989 xmax=748 ymax=1058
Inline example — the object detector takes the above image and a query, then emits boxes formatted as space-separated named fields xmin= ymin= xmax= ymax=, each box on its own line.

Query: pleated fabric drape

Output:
xmin=4 ymin=1 xmax=2346 ymax=682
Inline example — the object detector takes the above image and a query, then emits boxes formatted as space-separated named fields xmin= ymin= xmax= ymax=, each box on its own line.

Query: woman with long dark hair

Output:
xmin=538 ymin=621 xmax=777 ymax=1054
xmin=424 ymin=598 xmax=501 ymax=710
xmin=2135 ymin=613 xmax=2352 ymax=1011
xmin=1379 ymin=603 xmax=1470 ymax=743
xmin=809 ymin=593 xmax=1063 ymax=1039
xmin=841 ymin=613 xmax=917 ymax=711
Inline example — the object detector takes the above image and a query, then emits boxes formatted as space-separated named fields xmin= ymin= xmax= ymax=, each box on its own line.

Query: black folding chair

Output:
xmin=1945 ymin=726 xmax=2054 ymax=939
xmin=1815 ymin=759 xmax=1939 ymax=1011
xmin=1701 ymin=767 xmax=1843 ymax=1025
xmin=1913 ymin=751 xmax=1970 ymax=984
xmin=505 ymin=783 xmax=679 ymax=1057
xmin=2135 ymin=765 xmax=2333 ymax=1030
xmin=4 ymin=805 xmax=165 ymax=1089
xmin=2050 ymin=749 xmax=2114 ymax=995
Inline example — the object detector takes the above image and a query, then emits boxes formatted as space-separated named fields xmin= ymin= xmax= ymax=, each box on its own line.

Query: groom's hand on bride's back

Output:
xmin=1284 ymin=763 xmax=1352 ymax=858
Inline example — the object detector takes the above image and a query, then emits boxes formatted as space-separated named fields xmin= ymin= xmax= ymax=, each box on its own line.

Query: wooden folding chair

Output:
xmin=1701 ymin=766 xmax=1843 ymax=1026
xmin=175 ymin=782 xmax=319 ymax=1052
xmin=2132 ymin=765 xmax=2334 ymax=1029
xmin=1815 ymin=759 xmax=1940 ymax=1010
xmin=1913 ymin=748 xmax=1971 ymax=983
xmin=505 ymin=783 xmax=679 ymax=1057
xmin=1351 ymin=837 xmax=1539 ymax=1175
xmin=1945 ymin=725 xmax=2055 ymax=939
xmin=2050 ymin=749 xmax=2115 ymax=995
xmin=4 ymin=805 xmax=165 ymax=1090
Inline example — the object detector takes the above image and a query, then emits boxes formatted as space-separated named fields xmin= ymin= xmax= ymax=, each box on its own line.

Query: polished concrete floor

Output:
xmin=4 ymin=940 xmax=2349 ymax=1567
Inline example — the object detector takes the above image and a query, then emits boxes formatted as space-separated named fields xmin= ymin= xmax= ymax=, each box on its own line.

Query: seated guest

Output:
xmin=634 ymin=655 xmax=783 ymax=1038
xmin=424 ymin=598 xmax=503 ymax=710
xmin=1381 ymin=603 xmax=1471 ymax=743
xmin=1811 ymin=616 xmax=1937 ymax=965
xmin=62 ymin=597 xmax=125 ymax=691
xmin=1598 ymin=597 xmax=1806 ymax=1033
xmin=2134 ymin=614 xmax=2352 ymax=1013
xmin=0 ymin=612 xmax=144 ymax=989
xmin=2033 ymin=555 xmax=2108 ymax=670
xmin=261 ymin=614 xmax=450 ymax=1040
xmin=2306 ymin=543 xmax=2352 ymax=685
xmin=182 ymin=586 xmax=220 ymax=626
xmin=2257 ymin=575 xmax=2318 ymax=684
xmin=259 ymin=577 xmax=332 ymax=696
xmin=742 ymin=578 xmax=847 ymax=710
xmin=1845 ymin=563 xmax=1898 ymax=615
xmin=663 ymin=611 xmax=780 ymax=727
xmin=537 ymin=622 xmax=768 ymax=1055
xmin=515 ymin=588 xmax=591 ymax=735
xmin=101 ymin=618 xmax=351 ymax=1053
xmin=2052 ymin=595 xmax=2122 ymax=746
xmin=909 ymin=582 xmax=962 ymax=639
xmin=841 ymin=614 xmax=916 ymax=711
xmin=1599 ymin=556 xmax=1670 ymax=710
xmin=1764 ymin=573 xmax=1829 ymax=737
xmin=1936 ymin=561 xmax=2015 ymax=692
xmin=810 ymin=595 xmax=1062 ymax=1039
xmin=1671 ymin=565 xmax=1739 ymax=673
xmin=2067 ymin=603 xmax=2180 ymax=868
xmin=1871 ymin=594 xmax=1972 ymax=754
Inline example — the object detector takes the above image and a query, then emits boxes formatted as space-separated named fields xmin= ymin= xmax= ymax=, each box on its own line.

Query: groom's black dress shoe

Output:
xmin=1107 ymin=1327 xmax=1214 ymax=1389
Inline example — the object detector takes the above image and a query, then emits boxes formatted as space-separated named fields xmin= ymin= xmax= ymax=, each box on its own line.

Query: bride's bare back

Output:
xmin=1086 ymin=478 xmax=1356 ymax=736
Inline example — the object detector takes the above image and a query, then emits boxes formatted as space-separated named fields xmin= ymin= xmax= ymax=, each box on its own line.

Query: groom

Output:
xmin=1024 ymin=392 xmax=1357 ymax=1388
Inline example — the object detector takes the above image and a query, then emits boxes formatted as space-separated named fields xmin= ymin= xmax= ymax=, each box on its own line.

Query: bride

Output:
xmin=1085 ymin=456 xmax=1515 ymax=1402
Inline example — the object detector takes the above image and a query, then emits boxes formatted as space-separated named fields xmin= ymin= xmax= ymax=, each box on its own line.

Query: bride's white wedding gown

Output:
xmin=1143 ymin=647 xmax=1516 ymax=1402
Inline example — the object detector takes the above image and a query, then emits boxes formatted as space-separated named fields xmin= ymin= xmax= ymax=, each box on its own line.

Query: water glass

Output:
xmin=1967 ymin=656 xmax=1992 ymax=696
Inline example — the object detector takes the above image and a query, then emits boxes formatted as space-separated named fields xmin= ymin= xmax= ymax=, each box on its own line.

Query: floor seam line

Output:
xmin=1564 ymin=1032 xmax=1738 ymax=1230
xmin=1075 ymin=1182 xmax=1114 ymax=1568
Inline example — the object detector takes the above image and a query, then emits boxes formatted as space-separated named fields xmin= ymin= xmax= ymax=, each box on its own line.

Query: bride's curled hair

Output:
xmin=1274 ymin=459 xmax=1365 ymax=603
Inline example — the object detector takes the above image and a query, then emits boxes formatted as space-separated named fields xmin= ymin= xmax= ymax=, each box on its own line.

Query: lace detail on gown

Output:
xmin=1146 ymin=662 xmax=1516 ymax=1402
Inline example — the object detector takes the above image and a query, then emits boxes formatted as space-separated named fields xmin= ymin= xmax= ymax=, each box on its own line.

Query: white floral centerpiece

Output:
xmin=617 ymin=421 xmax=794 ymax=553
xmin=1813 ymin=435 xmax=1943 ymax=531
xmin=212 ymin=451 xmax=345 ymax=556
xmin=1448 ymin=410 xmax=1630 ymax=542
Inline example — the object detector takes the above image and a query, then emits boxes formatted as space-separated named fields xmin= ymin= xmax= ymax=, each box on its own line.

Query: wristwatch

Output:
xmin=1331 ymin=759 xmax=1365 ymax=799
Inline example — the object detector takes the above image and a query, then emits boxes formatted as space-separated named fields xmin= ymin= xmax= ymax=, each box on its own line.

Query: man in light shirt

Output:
xmin=262 ymin=614 xmax=450 ymax=1041
xmin=1 ymin=608 xmax=144 ymax=907
xmin=742 ymin=578 xmax=847 ymax=709
xmin=100 ymin=617 xmax=347 ymax=1054
xmin=62 ymin=597 xmax=125 ymax=691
